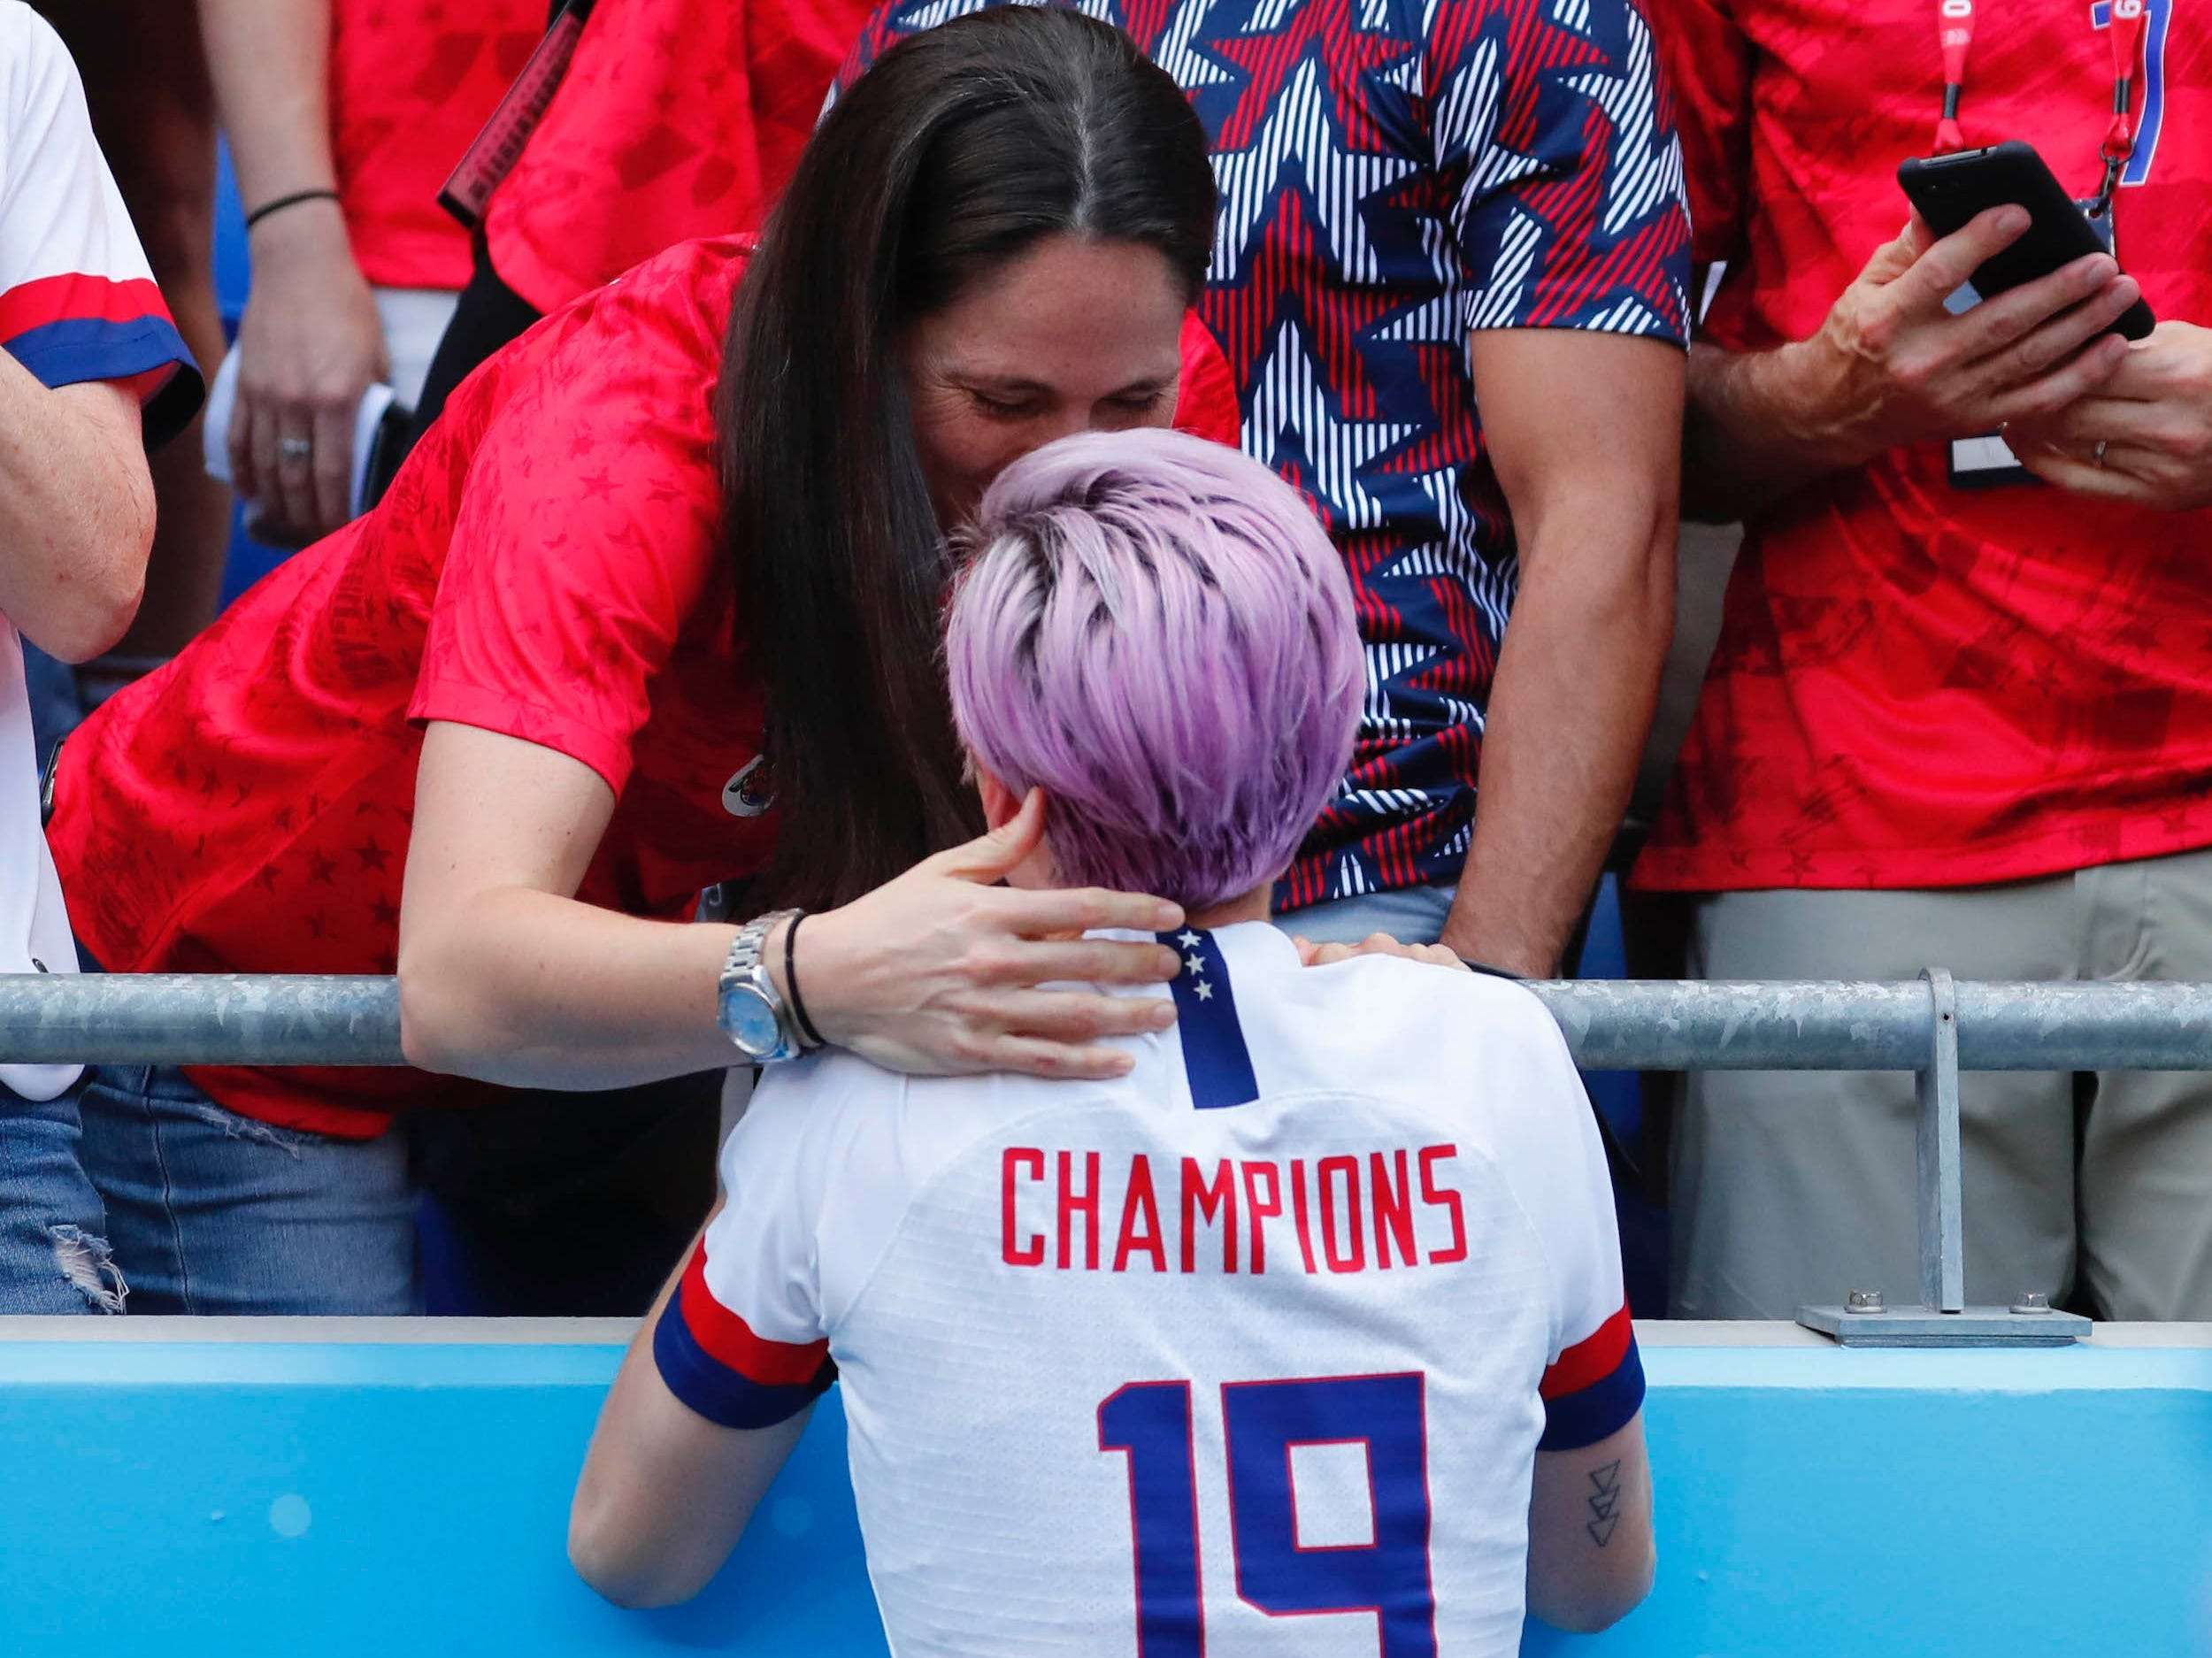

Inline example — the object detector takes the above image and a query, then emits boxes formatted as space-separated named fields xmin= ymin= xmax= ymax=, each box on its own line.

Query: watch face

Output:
xmin=719 ymin=981 xmax=783 ymax=1058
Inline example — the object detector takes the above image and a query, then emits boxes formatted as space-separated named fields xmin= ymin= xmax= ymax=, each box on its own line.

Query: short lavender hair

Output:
xmin=945 ymin=429 xmax=1363 ymax=909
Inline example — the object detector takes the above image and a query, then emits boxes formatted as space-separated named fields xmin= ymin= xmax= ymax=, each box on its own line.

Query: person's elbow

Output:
xmin=568 ymin=1480 xmax=717 ymax=1609
xmin=1529 ymin=1530 xmax=1656 ymax=1633
xmin=396 ymin=917 xmax=487 ymax=1077
xmin=27 ymin=466 xmax=154 ymax=664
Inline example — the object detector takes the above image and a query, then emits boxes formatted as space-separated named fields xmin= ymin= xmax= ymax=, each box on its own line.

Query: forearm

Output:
xmin=572 ymin=1226 xmax=801 ymax=1610
xmin=0 ymin=364 xmax=152 ymax=661
xmin=1441 ymin=513 xmax=1672 ymax=978
xmin=398 ymin=888 xmax=745 ymax=1090
xmin=198 ymin=0 xmax=335 ymax=207
xmin=1683 ymin=338 xmax=1872 ymax=524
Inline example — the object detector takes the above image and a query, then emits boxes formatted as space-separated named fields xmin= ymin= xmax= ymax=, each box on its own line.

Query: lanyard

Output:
xmin=1933 ymin=0 xmax=2148 ymax=216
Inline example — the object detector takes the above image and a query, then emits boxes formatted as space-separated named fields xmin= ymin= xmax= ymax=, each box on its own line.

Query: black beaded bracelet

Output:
xmin=243 ymin=188 xmax=342 ymax=232
xmin=785 ymin=911 xmax=826 ymax=1049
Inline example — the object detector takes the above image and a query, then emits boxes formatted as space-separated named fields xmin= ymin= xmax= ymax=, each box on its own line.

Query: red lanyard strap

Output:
xmin=1932 ymin=0 xmax=2149 ymax=212
xmin=2093 ymin=0 xmax=2148 ymax=215
xmin=1935 ymin=0 xmax=1974 ymax=153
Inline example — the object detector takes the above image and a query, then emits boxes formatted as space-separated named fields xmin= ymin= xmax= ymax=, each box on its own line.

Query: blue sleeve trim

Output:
xmin=5 ymin=315 xmax=204 ymax=448
xmin=651 ymin=1296 xmax=833 ymax=1431
xmin=1537 ymin=1335 xmax=1646 ymax=1452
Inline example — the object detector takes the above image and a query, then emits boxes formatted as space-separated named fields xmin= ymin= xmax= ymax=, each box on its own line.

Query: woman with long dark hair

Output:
xmin=36 ymin=7 xmax=1224 ymax=1316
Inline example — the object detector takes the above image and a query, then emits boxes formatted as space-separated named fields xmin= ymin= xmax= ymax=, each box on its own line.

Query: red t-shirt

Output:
xmin=51 ymin=237 xmax=1237 ymax=1140
xmin=482 ymin=0 xmax=877 ymax=314
xmin=52 ymin=238 xmax=768 ymax=1138
xmin=329 ymin=0 xmax=543 ymax=290
xmin=1632 ymin=0 xmax=2212 ymax=893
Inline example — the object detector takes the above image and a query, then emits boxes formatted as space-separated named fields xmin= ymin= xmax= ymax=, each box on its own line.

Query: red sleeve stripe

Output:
xmin=1540 ymin=1303 xmax=1633 ymax=1400
xmin=674 ymin=1244 xmax=827 ymax=1387
xmin=0 ymin=273 xmax=172 ymax=341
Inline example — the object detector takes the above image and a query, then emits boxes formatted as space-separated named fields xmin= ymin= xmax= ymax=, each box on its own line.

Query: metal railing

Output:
xmin=8 ymin=972 xmax=2211 ymax=1344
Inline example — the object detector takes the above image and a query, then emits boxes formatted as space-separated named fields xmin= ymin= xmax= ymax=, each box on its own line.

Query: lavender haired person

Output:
xmin=945 ymin=427 xmax=1365 ymax=909
xmin=572 ymin=428 xmax=1658 ymax=1639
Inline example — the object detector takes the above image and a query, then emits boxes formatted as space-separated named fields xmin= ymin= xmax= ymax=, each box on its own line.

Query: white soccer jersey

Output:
xmin=0 ymin=4 xmax=198 ymax=1098
xmin=659 ymin=922 xmax=1641 ymax=1657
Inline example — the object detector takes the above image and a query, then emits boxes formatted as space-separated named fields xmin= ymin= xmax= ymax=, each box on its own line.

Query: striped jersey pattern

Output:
xmin=839 ymin=0 xmax=1691 ymax=902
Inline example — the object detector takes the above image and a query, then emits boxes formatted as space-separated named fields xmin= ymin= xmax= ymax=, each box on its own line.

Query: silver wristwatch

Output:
xmin=717 ymin=910 xmax=803 ymax=1063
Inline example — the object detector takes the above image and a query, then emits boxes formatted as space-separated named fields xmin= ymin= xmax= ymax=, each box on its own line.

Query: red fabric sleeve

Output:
xmin=1647 ymin=0 xmax=1758 ymax=270
xmin=1172 ymin=311 xmax=1241 ymax=447
xmin=408 ymin=289 xmax=725 ymax=796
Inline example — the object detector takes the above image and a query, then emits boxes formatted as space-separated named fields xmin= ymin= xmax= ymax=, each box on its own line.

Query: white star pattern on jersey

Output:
xmin=1208 ymin=57 xmax=1418 ymax=288
xmin=1244 ymin=319 xmax=1415 ymax=533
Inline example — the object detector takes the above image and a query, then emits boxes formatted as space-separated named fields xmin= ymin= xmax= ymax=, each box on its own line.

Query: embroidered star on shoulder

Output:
xmin=1193 ymin=980 xmax=1215 ymax=1002
xmin=1185 ymin=952 xmax=1207 ymax=975
xmin=1177 ymin=930 xmax=1203 ymax=948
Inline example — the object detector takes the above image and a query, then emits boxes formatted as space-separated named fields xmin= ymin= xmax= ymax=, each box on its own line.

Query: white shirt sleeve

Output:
xmin=1470 ymin=979 xmax=1646 ymax=1450
xmin=0 ymin=4 xmax=199 ymax=430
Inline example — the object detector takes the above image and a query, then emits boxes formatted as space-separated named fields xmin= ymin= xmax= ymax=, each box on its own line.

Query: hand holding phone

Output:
xmin=1897 ymin=140 xmax=2156 ymax=340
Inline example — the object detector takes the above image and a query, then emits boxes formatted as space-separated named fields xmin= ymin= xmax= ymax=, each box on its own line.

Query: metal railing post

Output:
xmin=1916 ymin=969 xmax=1966 ymax=1316
xmin=1798 ymin=968 xmax=2092 ymax=1349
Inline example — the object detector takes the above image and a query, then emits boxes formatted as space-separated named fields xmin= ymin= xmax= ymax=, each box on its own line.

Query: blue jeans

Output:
xmin=1275 ymin=881 xmax=1459 ymax=948
xmin=0 ymin=1074 xmax=124 ymax=1314
xmin=76 ymin=1064 xmax=419 ymax=1315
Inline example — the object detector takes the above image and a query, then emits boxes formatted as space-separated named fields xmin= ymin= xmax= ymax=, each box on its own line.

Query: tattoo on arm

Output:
xmin=1586 ymin=1458 xmax=1624 ymax=1547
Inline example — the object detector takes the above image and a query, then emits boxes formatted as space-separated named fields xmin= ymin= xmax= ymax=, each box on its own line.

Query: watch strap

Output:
xmin=719 ymin=910 xmax=803 ymax=1062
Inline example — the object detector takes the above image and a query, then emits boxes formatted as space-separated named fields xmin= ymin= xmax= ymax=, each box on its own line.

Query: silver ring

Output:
xmin=278 ymin=436 xmax=313 ymax=463
xmin=2093 ymin=439 xmax=2110 ymax=468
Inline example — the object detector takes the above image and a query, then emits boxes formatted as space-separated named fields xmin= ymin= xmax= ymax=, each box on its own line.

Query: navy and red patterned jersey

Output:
xmin=838 ymin=0 xmax=1691 ymax=905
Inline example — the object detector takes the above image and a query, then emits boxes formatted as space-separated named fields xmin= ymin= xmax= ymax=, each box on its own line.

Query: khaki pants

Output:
xmin=1669 ymin=846 xmax=2212 ymax=1321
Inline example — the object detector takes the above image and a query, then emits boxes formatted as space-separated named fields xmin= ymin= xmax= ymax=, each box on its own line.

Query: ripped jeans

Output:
xmin=0 ymin=1073 xmax=125 ymax=1313
xmin=73 ymin=1064 xmax=419 ymax=1315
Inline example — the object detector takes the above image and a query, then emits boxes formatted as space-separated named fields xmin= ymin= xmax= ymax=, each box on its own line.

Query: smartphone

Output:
xmin=1896 ymin=140 xmax=2155 ymax=341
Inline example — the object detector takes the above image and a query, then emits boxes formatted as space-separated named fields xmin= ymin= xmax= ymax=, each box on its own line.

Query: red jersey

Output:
xmin=52 ymin=239 xmax=769 ymax=1138
xmin=50 ymin=237 xmax=1237 ymax=1140
xmin=1633 ymin=0 xmax=2212 ymax=893
xmin=329 ymin=0 xmax=543 ymax=290
xmin=482 ymin=0 xmax=876 ymax=314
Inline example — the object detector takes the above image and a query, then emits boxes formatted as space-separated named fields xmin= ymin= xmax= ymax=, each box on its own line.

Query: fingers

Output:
xmin=227 ymin=383 xmax=258 ymax=502
xmin=1895 ymin=205 xmax=2030 ymax=316
xmin=964 ymin=1035 xmax=1140 ymax=1081
xmin=2013 ymin=443 xmax=2161 ymax=502
xmin=1289 ymin=933 xmax=1320 ymax=967
xmin=927 ymin=786 xmax=1047 ymax=884
xmin=311 ymin=399 xmax=353 ymax=534
xmin=989 ymin=882 xmax=1184 ymax=938
xmin=247 ymin=403 xmax=298 ymax=536
xmin=966 ymin=934 xmax=1183 ymax=988
xmin=1296 ymin=933 xmax=1470 ymax=971
xmin=1955 ymin=256 xmax=2123 ymax=368
xmin=2012 ymin=393 xmax=2166 ymax=451
xmin=1856 ymin=217 xmax=1931 ymax=288
xmin=1985 ymin=331 xmax=2132 ymax=427
xmin=273 ymin=421 xmax=316 ymax=540
xmin=985 ymin=987 xmax=1177 ymax=1042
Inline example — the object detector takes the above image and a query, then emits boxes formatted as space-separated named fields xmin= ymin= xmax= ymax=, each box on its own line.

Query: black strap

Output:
xmin=243 ymin=188 xmax=340 ymax=232
xmin=785 ymin=913 xmax=826 ymax=1049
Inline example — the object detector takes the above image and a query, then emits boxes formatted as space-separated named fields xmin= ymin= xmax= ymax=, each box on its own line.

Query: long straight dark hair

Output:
xmin=717 ymin=6 xmax=1217 ymax=911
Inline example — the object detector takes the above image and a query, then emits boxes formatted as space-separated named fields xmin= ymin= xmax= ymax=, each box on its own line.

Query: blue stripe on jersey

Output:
xmin=1157 ymin=927 xmax=1258 ymax=1109
xmin=652 ymin=1296 xmax=831 ymax=1431
xmin=4 ymin=314 xmax=203 ymax=447
xmin=1536 ymin=1337 xmax=1647 ymax=1452
xmin=6 ymin=313 xmax=189 ymax=388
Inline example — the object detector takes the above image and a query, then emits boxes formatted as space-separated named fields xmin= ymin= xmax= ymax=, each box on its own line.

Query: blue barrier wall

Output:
xmin=0 ymin=1323 xmax=2203 ymax=1654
